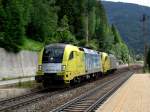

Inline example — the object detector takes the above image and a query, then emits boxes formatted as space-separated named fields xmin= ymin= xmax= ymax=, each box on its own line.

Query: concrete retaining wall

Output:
xmin=0 ymin=48 xmax=38 ymax=80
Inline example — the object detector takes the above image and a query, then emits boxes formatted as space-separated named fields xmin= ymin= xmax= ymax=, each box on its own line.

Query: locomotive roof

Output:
xmin=45 ymin=44 xmax=100 ymax=55
xmin=82 ymin=48 xmax=99 ymax=55
xmin=45 ymin=43 xmax=67 ymax=49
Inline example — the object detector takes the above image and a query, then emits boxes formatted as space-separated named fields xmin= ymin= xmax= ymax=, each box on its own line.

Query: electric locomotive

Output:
xmin=35 ymin=43 xmax=118 ymax=87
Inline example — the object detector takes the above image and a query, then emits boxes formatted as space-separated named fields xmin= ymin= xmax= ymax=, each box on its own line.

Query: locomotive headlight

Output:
xmin=38 ymin=65 xmax=42 ymax=70
xmin=61 ymin=65 xmax=66 ymax=71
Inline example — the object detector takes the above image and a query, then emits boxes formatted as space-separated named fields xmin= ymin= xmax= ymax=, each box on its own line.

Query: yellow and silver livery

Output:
xmin=35 ymin=44 xmax=117 ymax=87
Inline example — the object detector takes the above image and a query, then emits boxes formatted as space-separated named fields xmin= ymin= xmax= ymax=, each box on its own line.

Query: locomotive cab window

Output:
xmin=42 ymin=46 xmax=65 ymax=63
xmin=69 ymin=51 xmax=74 ymax=60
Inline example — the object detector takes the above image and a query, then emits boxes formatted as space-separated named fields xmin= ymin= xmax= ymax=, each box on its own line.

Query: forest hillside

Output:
xmin=0 ymin=0 xmax=130 ymax=63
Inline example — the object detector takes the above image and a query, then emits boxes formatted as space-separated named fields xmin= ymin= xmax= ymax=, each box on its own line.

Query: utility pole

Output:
xmin=85 ymin=15 xmax=89 ymax=47
xmin=141 ymin=14 xmax=149 ymax=68
xmin=85 ymin=0 xmax=89 ymax=47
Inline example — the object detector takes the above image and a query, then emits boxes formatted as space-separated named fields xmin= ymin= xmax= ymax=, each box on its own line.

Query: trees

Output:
xmin=51 ymin=15 xmax=76 ymax=44
xmin=0 ymin=0 xmax=130 ymax=64
xmin=56 ymin=0 xmax=89 ymax=41
xmin=111 ymin=24 xmax=122 ymax=44
xmin=111 ymin=24 xmax=130 ymax=63
xmin=0 ymin=0 xmax=24 ymax=52
xmin=26 ymin=0 xmax=58 ymax=43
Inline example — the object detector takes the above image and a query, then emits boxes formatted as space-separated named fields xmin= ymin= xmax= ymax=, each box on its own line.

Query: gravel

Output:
xmin=0 ymin=82 xmax=42 ymax=101
xmin=0 ymin=88 xmax=31 ymax=100
xmin=15 ymin=73 xmax=122 ymax=112
xmin=7 ymin=66 xmax=142 ymax=112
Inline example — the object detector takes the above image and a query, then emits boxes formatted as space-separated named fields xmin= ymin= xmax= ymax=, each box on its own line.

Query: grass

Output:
xmin=18 ymin=37 xmax=44 ymax=52
xmin=15 ymin=80 xmax=40 ymax=88
xmin=1 ymin=76 xmax=41 ymax=88
xmin=1 ymin=76 xmax=34 ymax=81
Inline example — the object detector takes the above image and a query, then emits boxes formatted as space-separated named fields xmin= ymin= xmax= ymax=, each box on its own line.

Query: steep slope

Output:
xmin=102 ymin=1 xmax=150 ymax=54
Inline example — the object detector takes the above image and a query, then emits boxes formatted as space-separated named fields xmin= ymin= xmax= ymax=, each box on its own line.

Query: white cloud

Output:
xmin=103 ymin=0 xmax=150 ymax=7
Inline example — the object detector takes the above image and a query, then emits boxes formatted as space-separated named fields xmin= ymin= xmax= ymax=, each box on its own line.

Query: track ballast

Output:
xmin=51 ymin=71 xmax=134 ymax=112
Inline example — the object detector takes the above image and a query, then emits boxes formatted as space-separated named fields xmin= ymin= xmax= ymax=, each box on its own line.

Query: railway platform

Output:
xmin=96 ymin=73 xmax=150 ymax=112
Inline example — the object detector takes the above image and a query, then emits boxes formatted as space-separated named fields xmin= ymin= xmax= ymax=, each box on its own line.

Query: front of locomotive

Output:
xmin=35 ymin=44 xmax=67 ymax=87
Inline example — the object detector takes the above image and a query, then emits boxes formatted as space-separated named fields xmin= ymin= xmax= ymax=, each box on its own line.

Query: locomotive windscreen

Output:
xmin=42 ymin=46 xmax=64 ymax=63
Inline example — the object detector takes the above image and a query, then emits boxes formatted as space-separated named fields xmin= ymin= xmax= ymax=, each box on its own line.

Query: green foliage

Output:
xmin=19 ymin=37 xmax=43 ymax=51
xmin=120 ymin=44 xmax=129 ymax=63
xmin=110 ymin=24 xmax=130 ymax=63
xmin=26 ymin=0 xmax=58 ymax=42
xmin=0 ymin=0 xmax=131 ymax=63
xmin=88 ymin=7 xmax=96 ymax=38
xmin=88 ymin=39 xmax=99 ymax=50
xmin=111 ymin=24 xmax=122 ymax=44
xmin=15 ymin=81 xmax=40 ymax=88
xmin=112 ymin=40 xmax=130 ymax=63
xmin=56 ymin=0 xmax=96 ymax=41
xmin=0 ymin=0 xmax=24 ymax=52
xmin=49 ymin=15 xmax=77 ymax=44
xmin=103 ymin=1 xmax=150 ymax=54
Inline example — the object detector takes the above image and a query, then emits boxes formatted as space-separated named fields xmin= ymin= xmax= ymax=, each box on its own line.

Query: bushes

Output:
xmin=0 ymin=0 xmax=130 ymax=63
xmin=0 ymin=0 xmax=58 ymax=52
xmin=0 ymin=0 xmax=24 ymax=52
xmin=26 ymin=0 xmax=58 ymax=43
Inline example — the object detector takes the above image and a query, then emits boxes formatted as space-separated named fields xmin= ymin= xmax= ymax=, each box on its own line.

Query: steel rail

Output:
xmin=85 ymin=72 xmax=133 ymax=112
xmin=0 ymin=88 xmax=67 ymax=112
xmin=0 ymin=67 xmax=136 ymax=112
xmin=0 ymin=88 xmax=46 ymax=105
xmin=51 ymin=71 xmax=134 ymax=112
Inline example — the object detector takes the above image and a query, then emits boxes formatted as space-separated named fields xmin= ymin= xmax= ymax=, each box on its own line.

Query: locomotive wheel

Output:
xmin=43 ymin=81 xmax=49 ymax=88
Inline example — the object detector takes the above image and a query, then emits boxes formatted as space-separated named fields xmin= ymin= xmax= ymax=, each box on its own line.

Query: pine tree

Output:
xmin=52 ymin=15 xmax=76 ymax=44
xmin=111 ymin=24 xmax=122 ymax=44
xmin=0 ymin=1 xmax=6 ymax=47
xmin=26 ymin=0 xmax=58 ymax=42
xmin=0 ymin=0 xmax=24 ymax=52
xmin=0 ymin=0 xmax=131 ymax=60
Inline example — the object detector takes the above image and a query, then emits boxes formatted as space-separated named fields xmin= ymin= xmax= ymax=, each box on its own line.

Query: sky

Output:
xmin=103 ymin=0 xmax=150 ymax=7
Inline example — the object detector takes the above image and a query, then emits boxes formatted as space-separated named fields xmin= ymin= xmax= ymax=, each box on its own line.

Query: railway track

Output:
xmin=0 ymin=88 xmax=64 ymax=112
xmin=0 ymin=81 xmax=92 ymax=111
xmin=51 ymin=71 xmax=134 ymax=112
xmin=0 ymin=67 xmax=138 ymax=112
